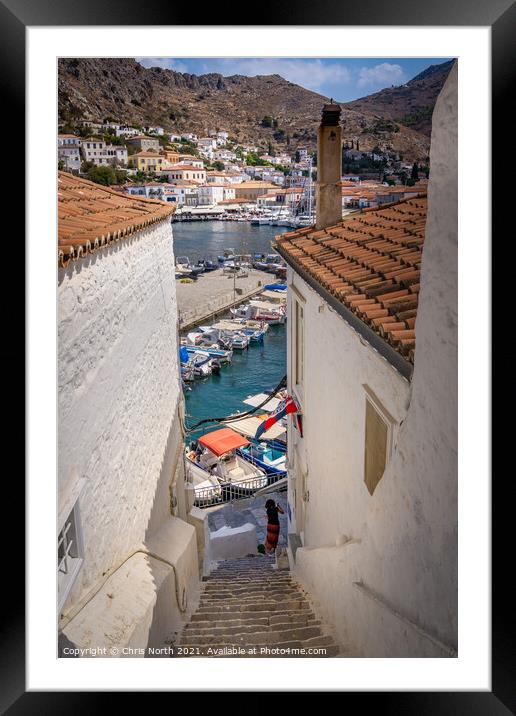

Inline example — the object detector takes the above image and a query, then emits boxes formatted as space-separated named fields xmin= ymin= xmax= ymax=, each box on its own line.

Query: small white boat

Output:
xmin=185 ymin=428 xmax=268 ymax=501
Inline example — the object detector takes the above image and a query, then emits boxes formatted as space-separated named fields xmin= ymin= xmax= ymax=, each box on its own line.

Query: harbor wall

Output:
xmin=287 ymin=63 xmax=458 ymax=657
xmin=177 ymin=269 xmax=272 ymax=330
xmin=58 ymin=219 xmax=200 ymax=653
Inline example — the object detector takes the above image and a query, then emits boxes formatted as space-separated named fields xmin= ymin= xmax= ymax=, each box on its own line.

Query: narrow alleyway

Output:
xmin=170 ymin=555 xmax=342 ymax=657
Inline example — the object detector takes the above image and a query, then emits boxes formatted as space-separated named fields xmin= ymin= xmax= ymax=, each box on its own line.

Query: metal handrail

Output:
xmin=192 ymin=470 xmax=287 ymax=508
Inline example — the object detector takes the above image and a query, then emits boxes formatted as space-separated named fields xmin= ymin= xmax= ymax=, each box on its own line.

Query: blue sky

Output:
xmin=136 ymin=57 xmax=451 ymax=102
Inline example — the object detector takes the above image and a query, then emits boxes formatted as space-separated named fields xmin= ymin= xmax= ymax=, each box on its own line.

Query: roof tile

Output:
xmin=58 ymin=171 xmax=174 ymax=267
xmin=275 ymin=195 xmax=427 ymax=365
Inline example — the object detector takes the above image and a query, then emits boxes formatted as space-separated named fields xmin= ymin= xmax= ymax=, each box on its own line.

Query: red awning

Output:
xmin=198 ymin=427 xmax=250 ymax=456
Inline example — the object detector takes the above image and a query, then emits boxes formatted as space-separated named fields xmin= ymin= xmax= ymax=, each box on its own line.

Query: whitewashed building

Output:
xmin=57 ymin=173 xmax=201 ymax=655
xmin=58 ymin=136 xmax=82 ymax=172
xmin=275 ymin=64 xmax=457 ymax=657
xmin=80 ymin=139 xmax=128 ymax=167
xmin=197 ymin=183 xmax=236 ymax=205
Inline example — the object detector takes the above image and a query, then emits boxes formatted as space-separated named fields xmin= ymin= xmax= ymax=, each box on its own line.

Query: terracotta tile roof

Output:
xmin=275 ymin=195 xmax=427 ymax=365
xmin=58 ymin=171 xmax=174 ymax=268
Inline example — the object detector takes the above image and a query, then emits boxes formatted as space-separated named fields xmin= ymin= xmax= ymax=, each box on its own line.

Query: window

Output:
xmin=363 ymin=392 xmax=394 ymax=496
xmin=58 ymin=500 xmax=84 ymax=612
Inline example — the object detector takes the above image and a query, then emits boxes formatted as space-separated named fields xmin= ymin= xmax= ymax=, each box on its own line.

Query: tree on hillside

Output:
xmin=411 ymin=162 xmax=419 ymax=181
xmin=81 ymin=162 xmax=126 ymax=186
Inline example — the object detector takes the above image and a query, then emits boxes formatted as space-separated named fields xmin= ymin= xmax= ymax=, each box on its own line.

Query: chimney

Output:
xmin=315 ymin=101 xmax=342 ymax=230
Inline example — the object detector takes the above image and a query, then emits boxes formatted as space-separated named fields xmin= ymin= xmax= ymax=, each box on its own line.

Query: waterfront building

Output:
xmin=160 ymin=181 xmax=199 ymax=206
xmin=58 ymin=172 xmax=200 ymax=654
xmin=234 ymin=181 xmax=277 ymax=201
xmin=197 ymin=183 xmax=236 ymax=205
xmin=275 ymin=63 xmax=458 ymax=657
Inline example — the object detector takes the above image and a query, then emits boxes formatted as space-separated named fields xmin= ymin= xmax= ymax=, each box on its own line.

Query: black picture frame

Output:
xmin=4 ymin=0 xmax=511 ymax=708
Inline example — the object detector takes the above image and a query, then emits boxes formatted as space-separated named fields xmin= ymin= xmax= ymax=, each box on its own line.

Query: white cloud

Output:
xmin=136 ymin=57 xmax=189 ymax=73
xmin=357 ymin=63 xmax=406 ymax=89
xmin=201 ymin=58 xmax=352 ymax=94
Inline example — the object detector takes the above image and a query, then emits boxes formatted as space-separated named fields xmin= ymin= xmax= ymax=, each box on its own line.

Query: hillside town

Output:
xmin=58 ymin=118 xmax=429 ymax=225
xmin=57 ymin=59 xmax=456 ymax=663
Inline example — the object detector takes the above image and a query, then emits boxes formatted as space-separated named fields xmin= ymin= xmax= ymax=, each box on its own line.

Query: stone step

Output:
xmin=184 ymin=619 xmax=321 ymax=638
xmin=202 ymin=585 xmax=298 ymax=594
xmin=191 ymin=609 xmax=315 ymax=623
xmin=205 ymin=581 xmax=293 ymax=588
xmin=199 ymin=592 xmax=300 ymax=604
xmin=178 ymin=625 xmax=323 ymax=647
xmin=204 ymin=573 xmax=296 ymax=592
xmin=196 ymin=599 xmax=309 ymax=613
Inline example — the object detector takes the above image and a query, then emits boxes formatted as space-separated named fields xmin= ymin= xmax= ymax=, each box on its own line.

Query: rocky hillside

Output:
xmin=58 ymin=58 xmax=452 ymax=161
xmin=345 ymin=59 xmax=454 ymax=136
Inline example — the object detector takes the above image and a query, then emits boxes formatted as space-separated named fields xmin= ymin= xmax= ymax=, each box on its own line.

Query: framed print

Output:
xmin=3 ymin=0 xmax=512 ymax=707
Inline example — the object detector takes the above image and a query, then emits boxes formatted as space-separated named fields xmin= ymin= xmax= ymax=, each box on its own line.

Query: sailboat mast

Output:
xmin=308 ymin=156 xmax=312 ymax=219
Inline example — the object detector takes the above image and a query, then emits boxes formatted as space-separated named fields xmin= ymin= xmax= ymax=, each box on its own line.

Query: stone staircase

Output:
xmin=171 ymin=555 xmax=340 ymax=657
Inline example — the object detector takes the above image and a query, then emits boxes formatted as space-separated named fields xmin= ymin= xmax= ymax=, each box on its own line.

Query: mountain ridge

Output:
xmin=58 ymin=58 xmax=453 ymax=161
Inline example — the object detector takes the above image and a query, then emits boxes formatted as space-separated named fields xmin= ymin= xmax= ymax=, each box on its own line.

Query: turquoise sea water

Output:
xmin=174 ymin=222 xmax=288 ymax=442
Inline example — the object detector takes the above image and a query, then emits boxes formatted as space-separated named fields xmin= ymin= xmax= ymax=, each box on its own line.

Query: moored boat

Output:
xmin=185 ymin=428 xmax=268 ymax=505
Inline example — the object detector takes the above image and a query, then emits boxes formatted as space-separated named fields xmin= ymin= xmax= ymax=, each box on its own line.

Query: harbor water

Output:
xmin=175 ymin=222 xmax=288 ymax=442
xmin=172 ymin=220 xmax=288 ymax=263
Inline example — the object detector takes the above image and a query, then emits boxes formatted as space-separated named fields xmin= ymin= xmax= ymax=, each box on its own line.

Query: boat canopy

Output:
xmin=198 ymin=427 xmax=250 ymax=456
xmin=179 ymin=346 xmax=190 ymax=363
xmin=212 ymin=320 xmax=247 ymax=332
xmin=249 ymin=300 xmax=284 ymax=311
xmin=260 ymin=290 xmax=287 ymax=301
xmin=243 ymin=393 xmax=281 ymax=412
xmin=224 ymin=416 xmax=286 ymax=441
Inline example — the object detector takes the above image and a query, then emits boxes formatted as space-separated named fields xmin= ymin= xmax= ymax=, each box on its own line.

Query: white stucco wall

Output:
xmin=58 ymin=218 xmax=200 ymax=650
xmin=288 ymin=63 xmax=457 ymax=657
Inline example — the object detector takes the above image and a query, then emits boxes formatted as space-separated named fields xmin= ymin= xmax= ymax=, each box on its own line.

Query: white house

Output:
xmin=58 ymin=173 xmax=201 ymax=655
xmin=214 ymin=149 xmax=237 ymax=162
xmin=206 ymin=171 xmax=246 ymax=184
xmin=197 ymin=183 xmax=236 ymax=205
xmin=115 ymin=126 xmax=140 ymax=138
xmin=163 ymin=165 xmax=207 ymax=183
xmin=275 ymin=65 xmax=457 ymax=658
xmin=58 ymin=146 xmax=82 ymax=173
xmin=144 ymin=125 xmax=165 ymax=136
xmin=58 ymin=134 xmax=82 ymax=148
xmin=198 ymin=137 xmax=217 ymax=150
xmin=161 ymin=182 xmax=199 ymax=206
xmin=176 ymin=155 xmax=205 ymax=169
xmin=58 ymin=135 xmax=82 ymax=172
xmin=80 ymin=139 xmax=127 ymax=167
